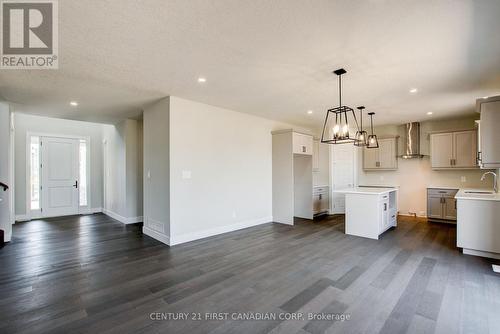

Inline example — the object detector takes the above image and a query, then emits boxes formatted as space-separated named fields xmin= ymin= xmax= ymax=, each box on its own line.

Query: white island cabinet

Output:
xmin=333 ymin=187 xmax=398 ymax=240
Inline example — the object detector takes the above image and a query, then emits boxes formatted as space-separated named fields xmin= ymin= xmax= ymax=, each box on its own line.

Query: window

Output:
xmin=79 ymin=139 xmax=88 ymax=206
xmin=30 ymin=136 xmax=40 ymax=210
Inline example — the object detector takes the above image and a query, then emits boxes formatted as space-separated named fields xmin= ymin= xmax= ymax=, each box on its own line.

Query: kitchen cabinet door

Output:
xmin=378 ymin=138 xmax=396 ymax=169
xmin=444 ymin=197 xmax=457 ymax=221
xmin=479 ymin=100 xmax=500 ymax=168
xmin=319 ymin=192 xmax=329 ymax=212
xmin=293 ymin=133 xmax=313 ymax=155
xmin=454 ymin=131 xmax=477 ymax=168
xmin=313 ymin=194 xmax=321 ymax=214
xmin=430 ymin=133 xmax=453 ymax=168
xmin=427 ymin=196 xmax=443 ymax=219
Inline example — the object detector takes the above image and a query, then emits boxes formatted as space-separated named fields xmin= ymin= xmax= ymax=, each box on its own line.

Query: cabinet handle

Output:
xmin=455 ymin=200 xmax=457 ymax=210
xmin=302 ymin=146 xmax=306 ymax=153
xmin=319 ymin=194 xmax=322 ymax=200
xmin=376 ymin=161 xmax=380 ymax=167
xmin=477 ymin=151 xmax=482 ymax=163
xmin=450 ymin=159 xmax=453 ymax=166
xmin=384 ymin=203 xmax=387 ymax=211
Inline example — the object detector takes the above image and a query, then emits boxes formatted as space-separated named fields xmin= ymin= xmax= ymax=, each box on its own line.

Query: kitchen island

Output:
xmin=333 ymin=187 xmax=398 ymax=240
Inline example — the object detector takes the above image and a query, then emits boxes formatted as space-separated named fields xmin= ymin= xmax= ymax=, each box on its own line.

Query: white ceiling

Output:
xmin=2 ymin=0 xmax=500 ymax=130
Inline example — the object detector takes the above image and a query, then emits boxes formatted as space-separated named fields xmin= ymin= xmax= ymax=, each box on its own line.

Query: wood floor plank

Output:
xmin=0 ymin=214 xmax=499 ymax=334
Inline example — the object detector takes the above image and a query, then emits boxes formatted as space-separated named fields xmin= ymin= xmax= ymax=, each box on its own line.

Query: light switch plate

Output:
xmin=461 ymin=176 xmax=467 ymax=183
xmin=182 ymin=171 xmax=192 ymax=179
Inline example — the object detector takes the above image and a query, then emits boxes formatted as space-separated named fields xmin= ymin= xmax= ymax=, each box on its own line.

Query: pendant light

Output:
xmin=354 ymin=106 xmax=368 ymax=147
xmin=367 ymin=112 xmax=379 ymax=149
xmin=321 ymin=68 xmax=359 ymax=144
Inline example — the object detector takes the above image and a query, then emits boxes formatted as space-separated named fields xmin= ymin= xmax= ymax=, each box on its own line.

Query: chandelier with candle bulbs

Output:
xmin=321 ymin=68 xmax=378 ymax=148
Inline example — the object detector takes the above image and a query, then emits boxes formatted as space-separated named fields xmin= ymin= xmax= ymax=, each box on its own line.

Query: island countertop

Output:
xmin=333 ymin=187 xmax=397 ymax=195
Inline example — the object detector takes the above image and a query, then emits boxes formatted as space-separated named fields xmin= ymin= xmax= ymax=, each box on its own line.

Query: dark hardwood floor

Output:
xmin=1 ymin=214 xmax=499 ymax=334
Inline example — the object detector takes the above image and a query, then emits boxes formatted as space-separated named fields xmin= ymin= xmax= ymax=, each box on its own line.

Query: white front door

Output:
xmin=331 ymin=144 xmax=357 ymax=214
xmin=41 ymin=136 xmax=80 ymax=217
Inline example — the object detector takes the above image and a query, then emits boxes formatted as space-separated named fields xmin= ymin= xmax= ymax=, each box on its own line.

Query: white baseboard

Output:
xmin=103 ymin=209 xmax=143 ymax=224
xmin=463 ymin=248 xmax=500 ymax=260
xmin=170 ymin=216 xmax=273 ymax=245
xmin=15 ymin=214 xmax=30 ymax=222
xmin=143 ymin=226 xmax=170 ymax=245
xmin=79 ymin=207 xmax=103 ymax=215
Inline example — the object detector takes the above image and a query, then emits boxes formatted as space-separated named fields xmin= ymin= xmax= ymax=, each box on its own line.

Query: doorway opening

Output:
xmin=28 ymin=134 xmax=90 ymax=219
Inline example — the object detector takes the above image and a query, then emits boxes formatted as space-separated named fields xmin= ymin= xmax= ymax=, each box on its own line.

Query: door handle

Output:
xmin=73 ymin=181 xmax=78 ymax=188
xmin=384 ymin=203 xmax=387 ymax=211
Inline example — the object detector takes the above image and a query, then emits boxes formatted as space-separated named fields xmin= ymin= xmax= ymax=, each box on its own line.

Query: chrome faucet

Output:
xmin=481 ymin=171 xmax=498 ymax=193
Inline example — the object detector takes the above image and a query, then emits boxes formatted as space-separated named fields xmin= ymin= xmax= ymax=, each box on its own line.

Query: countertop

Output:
xmin=427 ymin=186 xmax=460 ymax=190
xmin=455 ymin=189 xmax=500 ymax=202
xmin=333 ymin=187 xmax=397 ymax=195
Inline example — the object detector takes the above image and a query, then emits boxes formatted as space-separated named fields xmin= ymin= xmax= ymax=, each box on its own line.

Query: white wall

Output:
xmin=103 ymin=119 xmax=143 ymax=223
xmin=168 ymin=96 xmax=301 ymax=244
xmin=358 ymin=116 xmax=493 ymax=216
xmin=142 ymin=98 xmax=171 ymax=243
xmin=14 ymin=113 xmax=104 ymax=216
xmin=0 ymin=102 xmax=13 ymax=241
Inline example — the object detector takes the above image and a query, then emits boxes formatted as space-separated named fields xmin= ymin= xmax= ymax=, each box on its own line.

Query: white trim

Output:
xmin=169 ymin=216 xmax=273 ymax=246
xmin=143 ymin=226 xmax=171 ymax=245
xmin=79 ymin=207 xmax=103 ymax=215
xmin=463 ymin=248 xmax=500 ymax=260
xmin=103 ymin=209 xmax=143 ymax=224
xmin=15 ymin=214 xmax=30 ymax=222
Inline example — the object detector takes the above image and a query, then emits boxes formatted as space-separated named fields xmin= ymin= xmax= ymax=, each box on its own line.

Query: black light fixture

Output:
xmin=354 ymin=106 xmax=368 ymax=147
xmin=321 ymin=69 xmax=359 ymax=144
xmin=367 ymin=112 xmax=379 ymax=149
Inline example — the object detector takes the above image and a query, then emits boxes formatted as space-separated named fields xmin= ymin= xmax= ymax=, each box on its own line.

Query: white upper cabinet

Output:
xmin=363 ymin=137 xmax=398 ymax=170
xmin=292 ymin=132 xmax=313 ymax=155
xmin=430 ymin=130 xmax=477 ymax=169
xmin=453 ymin=131 xmax=477 ymax=168
xmin=477 ymin=97 xmax=500 ymax=168
xmin=430 ymin=133 xmax=454 ymax=168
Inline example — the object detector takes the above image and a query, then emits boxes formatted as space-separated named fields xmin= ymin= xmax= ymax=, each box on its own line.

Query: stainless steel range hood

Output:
xmin=401 ymin=122 xmax=424 ymax=159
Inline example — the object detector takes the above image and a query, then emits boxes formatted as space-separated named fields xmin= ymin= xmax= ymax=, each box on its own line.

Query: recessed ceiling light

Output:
xmin=307 ymin=110 xmax=313 ymax=115
xmin=427 ymin=112 xmax=433 ymax=115
xmin=197 ymin=77 xmax=206 ymax=83
xmin=70 ymin=101 xmax=78 ymax=106
xmin=409 ymin=88 xmax=418 ymax=93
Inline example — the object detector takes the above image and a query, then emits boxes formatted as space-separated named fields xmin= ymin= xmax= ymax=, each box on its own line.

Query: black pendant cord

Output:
xmin=370 ymin=114 xmax=374 ymax=135
xmin=339 ymin=75 xmax=342 ymax=108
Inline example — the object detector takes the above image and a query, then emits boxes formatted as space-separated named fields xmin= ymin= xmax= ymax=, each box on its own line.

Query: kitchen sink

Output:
xmin=464 ymin=191 xmax=495 ymax=194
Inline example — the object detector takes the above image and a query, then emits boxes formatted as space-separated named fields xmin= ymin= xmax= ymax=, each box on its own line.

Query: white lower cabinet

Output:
xmin=313 ymin=186 xmax=329 ymax=215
